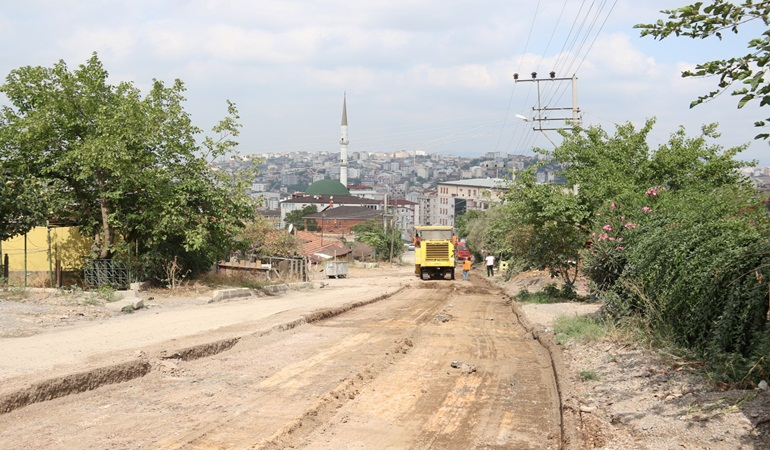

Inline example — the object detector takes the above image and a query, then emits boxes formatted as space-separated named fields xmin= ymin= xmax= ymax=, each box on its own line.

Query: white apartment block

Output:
xmin=254 ymin=192 xmax=281 ymax=210
xmin=435 ymin=178 xmax=507 ymax=227
xmin=416 ymin=192 xmax=437 ymax=226
xmin=250 ymin=182 xmax=270 ymax=192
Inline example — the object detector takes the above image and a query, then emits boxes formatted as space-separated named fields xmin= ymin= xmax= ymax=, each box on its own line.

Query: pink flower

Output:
xmin=642 ymin=206 xmax=651 ymax=213
xmin=616 ymin=246 xmax=624 ymax=251
xmin=624 ymin=222 xmax=637 ymax=229
xmin=603 ymin=224 xmax=613 ymax=231
xmin=597 ymin=233 xmax=609 ymax=242
xmin=611 ymin=202 xmax=616 ymax=210
xmin=609 ymin=237 xmax=615 ymax=241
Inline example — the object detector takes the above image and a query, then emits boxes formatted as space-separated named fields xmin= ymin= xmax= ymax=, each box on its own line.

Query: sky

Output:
xmin=2 ymin=0 xmax=769 ymax=167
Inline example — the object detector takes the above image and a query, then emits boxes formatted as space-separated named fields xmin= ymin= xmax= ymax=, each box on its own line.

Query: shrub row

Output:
xmin=585 ymin=186 xmax=770 ymax=384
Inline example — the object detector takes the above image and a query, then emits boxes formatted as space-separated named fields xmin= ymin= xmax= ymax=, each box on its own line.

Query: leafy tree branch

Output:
xmin=636 ymin=1 xmax=770 ymax=138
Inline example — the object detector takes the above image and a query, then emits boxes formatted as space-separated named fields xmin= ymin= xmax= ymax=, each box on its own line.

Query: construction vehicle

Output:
xmin=456 ymin=239 xmax=471 ymax=260
xmin=414 ymin=225 xmax=456 ymax=280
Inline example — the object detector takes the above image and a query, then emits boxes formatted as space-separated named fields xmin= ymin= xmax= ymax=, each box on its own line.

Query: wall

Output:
xmin=2 ymin=226 xmax=91 ymax=280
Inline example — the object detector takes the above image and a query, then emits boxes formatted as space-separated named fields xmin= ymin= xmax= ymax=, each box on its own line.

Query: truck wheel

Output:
xmin=421 ymin=269 xmax=430 ymax=280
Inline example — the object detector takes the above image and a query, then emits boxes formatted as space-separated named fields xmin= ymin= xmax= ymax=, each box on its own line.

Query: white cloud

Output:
xmin=408 ymin=63 xmax=495 ymax=90
xmin=57 ymin=28 xmax=138 ymax=64
xmin=0 ymin=0 xmax=768 ymax=164
xmin=586 ymin=33 xmax=658 ymax=78
xmin=145 ymin=24 xmax=199 ymax=60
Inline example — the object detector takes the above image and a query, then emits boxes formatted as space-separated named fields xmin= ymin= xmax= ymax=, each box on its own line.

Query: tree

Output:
xmin=562 ymin=120 xmax=769 ymax=382
xmin=234 ymin=216 xmax=299 ymax=259
xmin=504 ymin=170 xmax=589 ymax=286
xmin=454 ymin=209 xmax=483 ymax=241
xmin=0 ymin=53 xmax=256 ymax=278
xmin=552 ymin=119 xmax=750 ymax=213
xmin=499 ymin=119 xmax=751 ymax=287
xmin=351 ymin=220 xmax=403 ymax=261
xmin=636 ymin=1 xmax=770 ymax=138
xmin=285 ymin=205 xmax=319 ymax=231
xmin=0 ymin=175 xmax=49 ymax=241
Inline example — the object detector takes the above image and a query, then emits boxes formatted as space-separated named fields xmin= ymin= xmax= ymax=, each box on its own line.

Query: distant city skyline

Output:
xmin=2 ymin=1 xmax=769 ymax=165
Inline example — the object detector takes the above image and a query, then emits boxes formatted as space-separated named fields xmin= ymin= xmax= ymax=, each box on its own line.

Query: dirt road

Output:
xmin=0 ymin=264 xmax=571 ymax=449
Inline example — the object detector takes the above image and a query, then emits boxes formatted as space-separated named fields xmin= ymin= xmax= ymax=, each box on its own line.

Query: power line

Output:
xmin=493 ymin=0 xmax=542 ymax=155
xmin=547 ymin=0 xmax=618 ymax=110
xmin=508 ymin=0 xmax=618 ymax=153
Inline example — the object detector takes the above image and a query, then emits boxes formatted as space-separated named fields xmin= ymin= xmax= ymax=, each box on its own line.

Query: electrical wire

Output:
xmin=546 ymin=0 xmax=618 ymax=112
xmin=254 ymin=1 xmax=619 ymax=160
xmin=510 ymin=0 xmax=618 ymax=149
xmin=506 ymin=0 xmax=571 ymax=156
xmin=492 ymin=0 xmax=542 ymax=157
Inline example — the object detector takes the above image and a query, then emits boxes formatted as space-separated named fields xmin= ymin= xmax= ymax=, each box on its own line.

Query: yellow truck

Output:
xmin=414 ymin=225 xmax=456 ymax=280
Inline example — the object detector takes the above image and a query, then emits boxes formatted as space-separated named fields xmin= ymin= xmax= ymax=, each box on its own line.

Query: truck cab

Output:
xmin=456 ymin=242 xmax=471 ymax=261
xmin=414 ymin=225 xmax=456 ymax=280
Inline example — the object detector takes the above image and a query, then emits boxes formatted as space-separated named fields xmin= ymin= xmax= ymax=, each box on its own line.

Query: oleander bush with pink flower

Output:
xmin=554 ymin=120 xmax=770 ymax=383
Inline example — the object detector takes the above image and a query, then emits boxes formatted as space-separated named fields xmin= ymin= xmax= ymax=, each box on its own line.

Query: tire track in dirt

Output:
xmin=0 ymin=288 xmax=405 ymax=416
xmin=0 ymin=279 xmax=571 ymax=449
xmin=153 ymin=286 xmax=447 ymax=449
xmin=269 ymin=281 xmax=564 ymax=449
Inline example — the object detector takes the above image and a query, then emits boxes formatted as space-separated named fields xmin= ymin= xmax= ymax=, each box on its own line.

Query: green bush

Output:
xmin=578 ymin=370 xmax=600 ymax=382
xmin=542 ymin=283 xmax=560 ymax=297
xmin=516 ymin=288 xmax=558 ymax=304
xmin=589 ymin=186 xmax=770 ymax=384
xmin=559 ymin=283 xmax=577 ymax=300
xmin=517 ymin=283 xmax=580 ymax=304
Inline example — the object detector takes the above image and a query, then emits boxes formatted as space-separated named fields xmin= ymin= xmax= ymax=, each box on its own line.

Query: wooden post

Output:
xmin=47 ymin=226 xmax=54 ymax=288
xmin=24 ymin=233 xmax=27 ymax=288
xmin=2 ymin=253 xmax=8 ymax=285
xmin=55 ymin=259 xmax=62 ymax=288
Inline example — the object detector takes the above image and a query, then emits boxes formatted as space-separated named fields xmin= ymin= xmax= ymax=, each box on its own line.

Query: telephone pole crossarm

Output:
xmin=513 ymin=72 xmax=582 ymax=133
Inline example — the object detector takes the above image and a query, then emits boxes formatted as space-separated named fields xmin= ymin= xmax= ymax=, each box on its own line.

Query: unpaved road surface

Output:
xmin=0 ymin=264 xmax=572 ymax=449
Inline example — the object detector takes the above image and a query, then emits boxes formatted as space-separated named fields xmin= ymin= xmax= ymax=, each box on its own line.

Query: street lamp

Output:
xmin=515 ymin=113 xmax=556 ymax=148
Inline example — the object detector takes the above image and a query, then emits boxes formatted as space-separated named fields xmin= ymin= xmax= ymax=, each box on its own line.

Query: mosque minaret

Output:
xmin=339 ymin=94 xmax=349 ymax=187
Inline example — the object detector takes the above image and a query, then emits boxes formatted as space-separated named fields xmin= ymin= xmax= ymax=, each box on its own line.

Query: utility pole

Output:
xmin=389 ymin=213 xmax=396 ymax=264
xmin=513 ymin=71 xmax=581 ymax=146
xmin=383 ymin=192 xmax=388 ymax=229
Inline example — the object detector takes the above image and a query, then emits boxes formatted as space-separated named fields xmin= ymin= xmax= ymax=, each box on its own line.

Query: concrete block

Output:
xmin=105 ymin=297 xmax=144 ymax=312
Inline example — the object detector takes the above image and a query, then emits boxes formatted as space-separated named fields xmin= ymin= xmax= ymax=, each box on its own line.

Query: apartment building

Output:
xmin=435 ymin=178 xmax=507 ymax=227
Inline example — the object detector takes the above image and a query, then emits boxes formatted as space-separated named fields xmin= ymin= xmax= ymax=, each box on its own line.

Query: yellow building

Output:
xmin=1 ymin=225 xmax=91 ymax=285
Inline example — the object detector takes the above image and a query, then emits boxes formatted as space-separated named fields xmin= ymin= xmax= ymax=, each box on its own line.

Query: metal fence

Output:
xmin=1 ymin=235 xmax=54 ymax=288
xmin=217 ymin=256 xmax=310 ymax=283
xmin=83 ymin=259 xmax=132 ymax=290
xmin=0 ymin=227 xmax=132 ymax=289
